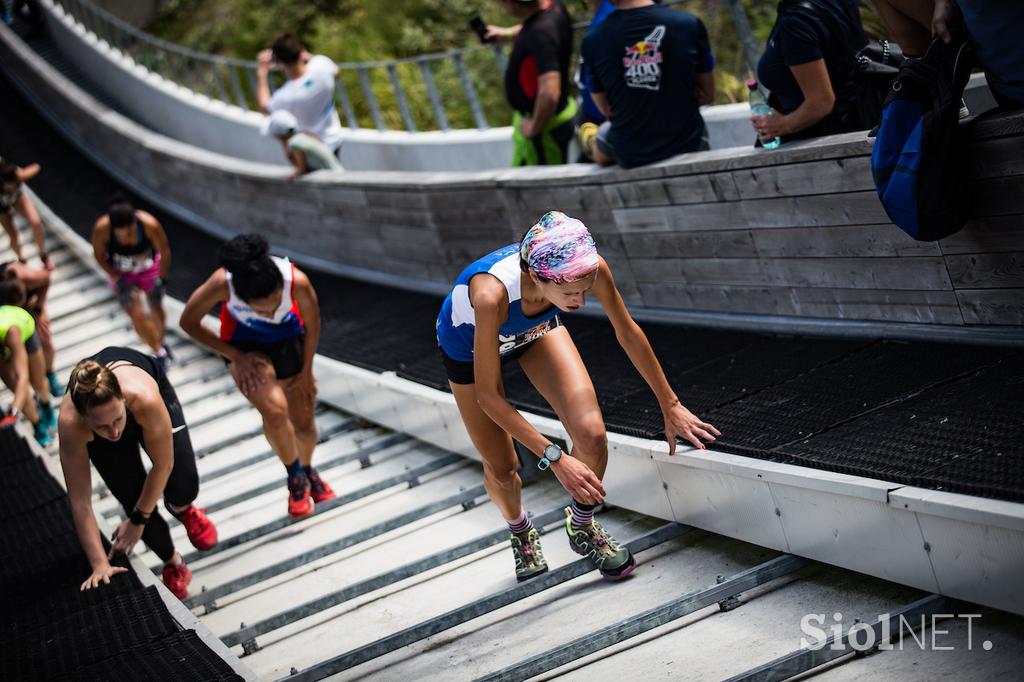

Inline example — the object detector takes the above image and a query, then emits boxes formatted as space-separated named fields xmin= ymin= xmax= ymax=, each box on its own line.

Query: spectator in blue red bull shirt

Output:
xmin=579 ymin=0 xmax=715 ymax=168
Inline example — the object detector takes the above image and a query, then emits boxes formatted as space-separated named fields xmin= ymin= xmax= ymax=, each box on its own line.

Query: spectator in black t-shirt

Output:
xmin=580 ymin=0 xmax=715 ymax=169
xmin=752 ymin=0 xmax=867 ymax=144
xmin=490 ymin=0 xmax=576 ymax=166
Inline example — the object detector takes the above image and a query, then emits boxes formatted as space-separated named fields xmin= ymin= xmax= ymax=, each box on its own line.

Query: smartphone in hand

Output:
xmin=469 ymin=16 xmax=490 ymax=44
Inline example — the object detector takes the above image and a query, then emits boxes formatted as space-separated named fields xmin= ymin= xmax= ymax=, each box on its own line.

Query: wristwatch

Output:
xmin=129 ymin=508 xmax=151 ymax=526
xmin=538 ymin=443 xmax=563 ymax=471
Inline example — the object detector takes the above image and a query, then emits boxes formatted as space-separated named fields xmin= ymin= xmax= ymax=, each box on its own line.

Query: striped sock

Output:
xmin=570 ymin=499 xmax=596 ymax=529
xmin=506 ymin=510 xmax=533 ymax=536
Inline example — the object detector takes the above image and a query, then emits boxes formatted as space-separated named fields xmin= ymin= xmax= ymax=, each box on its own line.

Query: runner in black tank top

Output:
xmin=92 ymin=196 xmax=172 ymax=367
xmin=58 ymin=347 xmax=217 ymax=598
xmin=106 ymin=217 xmax=154 ymax=263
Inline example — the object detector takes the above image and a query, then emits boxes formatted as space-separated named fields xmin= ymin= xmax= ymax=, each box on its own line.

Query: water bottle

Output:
xmin=747 ymin=79 xmax=780 ymax=150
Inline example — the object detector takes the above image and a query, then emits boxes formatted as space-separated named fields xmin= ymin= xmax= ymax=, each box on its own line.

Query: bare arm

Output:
xmin=14 ymin=193 xmax=48 ymax=266
xmin=0 ymin=212 xmax=22 ymax=261
xmin=91 ymin=219 xmax=118 ymax=280
xmin=139 ymin=211 xmax=171 ymax=278
xmin=292 ymin=269 xmax=320 ymax=376
xmin=752 ymin=59 xmax=835 ymax=139
xmin=484 ymin=23 xmax=523 ymax=44
xmin=58 ymin=403 xmax=127 ymax=587
xmin=931 ymin=0 xmax=956 ymax=43
xmin=256 ymin=49 xmax=274 ymax=113
xmin=590 ymin=259 xmax=676 ymax=410
xmin=522 ymin=71 xmax=561 ymax=138
xmin=784 ymin=59 xmax=835 ymax=131
xmin=179 ymin=270 xmax=238 ymax=360
xmin=590 ymin=258 xmax=720 ymax=453
xmin=470 ymin=277 xmax=551 ymax=457
xmin=591 ymin=91 xmax=612 ymax=120
xmin=17 ymin=163 xmax=40 ymax=182
xmin=131 ymin=387 xmax=174 ymax=515
xmin=471 ymin=276 xmax=607 ymax=503
xmin=695 ymin=70 xmax=716 ymax=106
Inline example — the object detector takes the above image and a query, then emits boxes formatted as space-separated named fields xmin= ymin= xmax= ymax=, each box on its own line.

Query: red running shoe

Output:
xmin=288 ymin=475 xmax=314 ymax=519
xmin=162 ymin=561 xmax=192 ymax=599
xmin=178 ymin=505 xmax=218 ymax=551
xmin=307 ymin=469 xmax=336 ymax=504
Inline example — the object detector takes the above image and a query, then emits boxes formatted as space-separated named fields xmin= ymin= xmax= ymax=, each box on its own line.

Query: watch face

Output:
xmin=544 ymin=444 xmax=562 ymax=461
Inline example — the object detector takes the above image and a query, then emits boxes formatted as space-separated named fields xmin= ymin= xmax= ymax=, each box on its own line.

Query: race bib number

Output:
xmin=498 ymin=318 xmax=561 ymax=355
xmin=111 ymin=252 xmax=154 ymax=274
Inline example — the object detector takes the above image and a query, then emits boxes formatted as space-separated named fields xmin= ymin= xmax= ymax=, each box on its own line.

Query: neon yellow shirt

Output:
xmin=0 ymin=305 xmax=35 ymax=358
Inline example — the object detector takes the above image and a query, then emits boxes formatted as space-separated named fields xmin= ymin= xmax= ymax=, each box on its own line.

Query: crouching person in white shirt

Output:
xmin=256 ymin=33 xmax=344 ymax=160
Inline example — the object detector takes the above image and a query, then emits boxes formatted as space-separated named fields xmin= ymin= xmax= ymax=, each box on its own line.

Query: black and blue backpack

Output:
xmin=871 ymin=36 xmax=974 ymax=241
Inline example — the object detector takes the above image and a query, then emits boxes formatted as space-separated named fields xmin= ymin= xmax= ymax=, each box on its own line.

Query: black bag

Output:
xmin=852 ymin=38 xmax=905 ymax=130
xmin=871 ymin=35 xmax=975 ymax=240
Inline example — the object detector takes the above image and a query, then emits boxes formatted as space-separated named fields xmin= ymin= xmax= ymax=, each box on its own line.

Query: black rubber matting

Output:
xmin=1 ymin=44 xmax=1022 ymax=503
xmin=780 ymin=354 xmax=1024 ymax=501
xmin=0 ymin=430 xmax=244 ymax=681
xmin=53 ymin=630 xmax=244 ymax=682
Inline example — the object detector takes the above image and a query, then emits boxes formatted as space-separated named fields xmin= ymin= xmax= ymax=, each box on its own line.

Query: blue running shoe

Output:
xmin=33 ymin=420 xmax=53 ymax=447
xmin=48 ymin=371 xmax=63 ymax=397
xmin=38 ymin=400 xmax=57 ymax=432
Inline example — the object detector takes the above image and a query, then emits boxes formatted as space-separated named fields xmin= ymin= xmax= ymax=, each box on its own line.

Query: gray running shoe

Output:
xmin=510 ymin=528 xmax=548 ymax=582
xmin=564 ymin=507 xmax=636 ymax=580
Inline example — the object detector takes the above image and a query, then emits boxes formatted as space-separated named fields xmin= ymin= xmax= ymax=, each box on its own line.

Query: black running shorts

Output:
xmin=226 ymin=332 xmax=305 ymax=380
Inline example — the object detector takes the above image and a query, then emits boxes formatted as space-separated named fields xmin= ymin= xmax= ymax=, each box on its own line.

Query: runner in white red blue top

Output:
xmin=437 ymin=211 xmax=721 ymax=582
xmin=180 ymin=234 xmax=334 ymax=519
xmin=219 ymin=255 xmax=304 ymax=344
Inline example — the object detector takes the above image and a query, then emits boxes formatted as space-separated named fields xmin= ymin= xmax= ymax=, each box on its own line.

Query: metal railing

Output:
xmin=50 ymin=0 xmax=691 ymax=132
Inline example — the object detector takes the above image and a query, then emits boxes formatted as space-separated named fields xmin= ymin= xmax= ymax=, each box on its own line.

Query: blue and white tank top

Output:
xmin=437 ymin=244 xmax=560 ymax=362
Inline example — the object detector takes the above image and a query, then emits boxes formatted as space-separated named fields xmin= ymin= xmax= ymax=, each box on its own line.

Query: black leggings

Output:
xmin=88 ymin=387 xmax=198 ymax=563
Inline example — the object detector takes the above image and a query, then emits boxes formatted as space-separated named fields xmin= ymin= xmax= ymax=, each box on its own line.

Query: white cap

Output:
xmin=261 ymin=109 xmax=298 ymax=137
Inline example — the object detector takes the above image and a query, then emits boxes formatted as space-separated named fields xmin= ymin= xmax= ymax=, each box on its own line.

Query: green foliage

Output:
xmin=143 ymin=0 xmax=885 ymax=129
